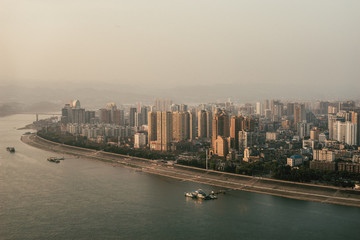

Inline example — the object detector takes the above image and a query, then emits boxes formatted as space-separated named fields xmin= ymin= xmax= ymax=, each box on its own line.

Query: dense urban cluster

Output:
xmin=40 ymin=98 xmax=360 ymax=187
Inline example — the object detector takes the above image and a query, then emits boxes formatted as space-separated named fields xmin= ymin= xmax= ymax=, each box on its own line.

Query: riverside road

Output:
xmin=22 ymin=134 xmax=360 ymax=208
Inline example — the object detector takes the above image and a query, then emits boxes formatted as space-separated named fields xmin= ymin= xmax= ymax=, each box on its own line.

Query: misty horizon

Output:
xmin=1 ymin=0 xmax=360 ymax=107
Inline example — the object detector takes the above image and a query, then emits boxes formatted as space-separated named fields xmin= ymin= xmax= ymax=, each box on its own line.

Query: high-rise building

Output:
xmin=99 ymin=108 xmax=111 ymax=124
xmin=188 ymin=110 xmax=196 ymax=140
xmin=206 ymin=111 xmax=212 ymax=139
xmin=141 ymin=106 xmax=149 ymax=125
xmin=212 ymin=110 xmax=230 ymax=150
xmin=61 ymin=104 xmax=71 ymax=124
xmin=287 ymin=103 xmax=295 ymax=116
xmin=183 ymin=111 xmax=191 ymax=140
xmin=148 ymin=112 xmax=157 ymax=145
xmin=106 ymin=102 xmax=117 ymax=123
xmin=346 ymin=121 xmax=357 ymax=146
xmin=198 ymin=110 xmax=212 ymax=139
xmin=319 ymin=101 xmax=329 ymax=115
xmin=71 ymin=108 xmax=85 ymax=124
xmin=294 ymin=103 xmax=306 ymax=127
xmin=297 ymin=121 xmax=312 ymax=139
xmin=264 ymin=100 xmax=270 ymax=111
xmin=265 ymin=109 xmax=271 ymax=120
xmin=336 ymin=121 xmax=346 ymax=143
xmin=255 ymin=102 xmax=262 ymax=115
xmin=129 ymin=107 xmax=137 ymax=127
xmin=156 ymin=111 xmax=172 ymax=151
xmin=198 ymin=110 xmax=207 ymax=139
xmin=328 ymin=114 xmax=337 ymax=140
xmin=171 ymin=104 xmax=180 ymax=112
xmin=85 ymin=111 xmax=95 ymax=124
xmin=61 ymin=100 xmax=85 ymax=124
xmin=172 ymin=112 xmax=187 ymax=142
xmin=351 ymin=111 xmax=360 ymax=146
xmin=113 ymin=109 xmax=125 ymax=126
xmin=238 ymin=130 xmax=255 ymax=151
xmin=310 ymin=127 xmax=320 ymax=141
xmin=328 ymin=106 xmax=338 ymax=114
xmin=243 ymin=117 xmax=255 ymax=132
xmin=271 ymin=100 xmax=283 ymax=122
xmin=339 ymin=101 xmax=356 ymax=112
xmin=230 ymin=116 xmax=244 ymax=150
xmin=135 ymin=112 xmax=142 ymax=129
xmin=154 ymin=99 xmax=172 ymax=111
xmin=179 ymin=104 xmax=188 ymax=112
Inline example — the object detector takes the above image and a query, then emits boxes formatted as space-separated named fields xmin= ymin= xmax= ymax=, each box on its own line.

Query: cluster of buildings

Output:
xmin=59 ymin=99 xmax=360 ymax=174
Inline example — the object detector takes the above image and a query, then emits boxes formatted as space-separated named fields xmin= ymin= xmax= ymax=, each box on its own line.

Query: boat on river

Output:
xmin=47 ymin=157 xmax=63 ymax=163
xmin=184 ymin=189 xmax=217 ymax=200
xmin=6 ymin=147 xmax=15 ymax=153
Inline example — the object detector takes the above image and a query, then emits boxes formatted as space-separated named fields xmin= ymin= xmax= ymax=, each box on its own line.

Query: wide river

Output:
xmin=1 ymin=114 xmax=359 ymax=240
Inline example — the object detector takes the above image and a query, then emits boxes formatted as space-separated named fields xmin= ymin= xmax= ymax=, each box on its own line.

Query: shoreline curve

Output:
xmin=21 ymin=133 xmax=360 ymax=208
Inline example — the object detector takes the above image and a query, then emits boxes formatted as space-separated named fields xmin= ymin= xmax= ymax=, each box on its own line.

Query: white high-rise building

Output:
xmin=256 ymin=102 xmax=262 ymax=115
xmin=328 ymin=114 xmax=337 ymax=140
xmin=297 ymin=121 xmax=312 ymax=139
xmin=346 ymin=121 xmax=357 ymax=146
xmin=336 ymin=121 xmax=346 ymax=143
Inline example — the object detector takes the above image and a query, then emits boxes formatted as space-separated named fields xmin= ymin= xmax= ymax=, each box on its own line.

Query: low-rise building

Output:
xmin=266 ymin=132 xmax=278 ymax=141
xmin=287 ymin=155 xmax=303 ymax=167
xmin=134 ymin=132 xmax=147 ymax=148
xmin=310 ymin=161 xmax=336 ymax=171
xmin=338 ymin=162 xmax=360 ymax=173
xmin=313 ymin=149 xmax=335 ymax=162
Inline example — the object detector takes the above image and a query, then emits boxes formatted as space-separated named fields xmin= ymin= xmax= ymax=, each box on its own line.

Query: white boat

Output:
xmin=185 ymin=192 xmax=195 ymax=198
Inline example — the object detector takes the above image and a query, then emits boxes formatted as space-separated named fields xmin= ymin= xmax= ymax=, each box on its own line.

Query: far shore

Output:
xmin=21 ymin=133 xmax=360 ymax=208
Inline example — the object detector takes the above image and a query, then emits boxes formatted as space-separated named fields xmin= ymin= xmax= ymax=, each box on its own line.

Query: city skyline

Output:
xmin=2 ymin=1 xmax=360 ymax=238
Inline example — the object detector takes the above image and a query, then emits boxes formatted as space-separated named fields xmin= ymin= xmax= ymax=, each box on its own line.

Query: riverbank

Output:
xmin=21 ymin=133 xmax=360 ymax=208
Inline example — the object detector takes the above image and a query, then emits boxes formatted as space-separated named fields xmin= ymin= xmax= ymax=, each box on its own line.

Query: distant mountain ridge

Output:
xmin=0 ymin=82 xmax=358 ymax=109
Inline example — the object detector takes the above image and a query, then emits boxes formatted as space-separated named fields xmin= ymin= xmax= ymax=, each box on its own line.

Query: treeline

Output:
xmin=38 ymin=128 xmax=359 ymax=188
xmin=37 ymin=129 xmax=175 ymax=160
xmin=272 ymin=166 xmax=360 ymax=187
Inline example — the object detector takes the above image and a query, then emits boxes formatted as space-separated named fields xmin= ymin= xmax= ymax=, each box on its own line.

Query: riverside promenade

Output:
xmin=22 ymin=134 xmax=360 ymax=208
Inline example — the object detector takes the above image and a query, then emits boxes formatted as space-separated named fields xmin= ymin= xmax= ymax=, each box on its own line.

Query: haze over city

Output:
xmin=1 ymin=0 xmax=360 ymax=107
xmin=2 ymin=1 xmax=360 ymax=239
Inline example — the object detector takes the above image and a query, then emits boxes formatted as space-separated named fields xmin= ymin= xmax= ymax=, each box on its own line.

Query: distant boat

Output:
xmin=47 ymin=157 xmax=61 ymax=163
xmin=6 ymin=147 xmax=15 ymax=153
xmin=184 ymin=189 xmax=217 ymax=200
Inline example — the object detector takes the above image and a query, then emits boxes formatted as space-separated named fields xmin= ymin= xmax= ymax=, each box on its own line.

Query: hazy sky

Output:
xmin=1 ymin=0 xmax=360 ymax=92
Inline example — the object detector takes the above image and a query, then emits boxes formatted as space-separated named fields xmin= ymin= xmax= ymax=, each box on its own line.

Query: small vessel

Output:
xmin=47 ymin=157 xmax=60 ymax=163
xmin=197 ymin=190 xmax=207 ymax=199
xmin=209 ymin=191 xmax=217 ymax=199
xmin=185 ymin=192 xmax=195 ymax=198
xmin=184 ymin=189 xmax=217 ymax=200
xmin=6 ymin=147 xmax=15 ymax=153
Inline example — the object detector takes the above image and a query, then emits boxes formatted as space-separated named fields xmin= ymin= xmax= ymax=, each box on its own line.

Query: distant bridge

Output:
xmin=33 ymin=113 xmax=62 ymax=121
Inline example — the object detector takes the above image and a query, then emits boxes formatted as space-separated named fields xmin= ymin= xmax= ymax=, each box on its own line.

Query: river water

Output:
xmin=1 ymin=114 xmax=359 ymax=240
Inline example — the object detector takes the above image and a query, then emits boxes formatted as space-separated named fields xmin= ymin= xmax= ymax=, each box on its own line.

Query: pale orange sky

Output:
xmin=1 ymin=0 xmax=359 ymax=91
